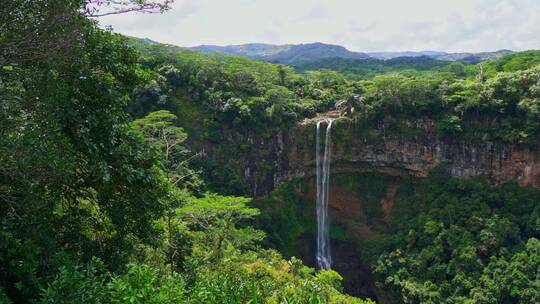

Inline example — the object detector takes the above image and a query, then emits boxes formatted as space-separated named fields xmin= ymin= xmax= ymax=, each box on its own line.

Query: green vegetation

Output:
xmin=125 ymin=38 xmax=540 ymax=198
xmin=0 ymin=1 xmax=370 ymax=303
xmin=374 ymin=176 xmax=540 ymax=303
xmin=482 ymin=50 xmax=540 ymax=77
xmin=353 ymin=63 xmax=540 ymax=145
xmin=294 ymin=56 xmax=453 ymax=80
xmin=126 ymin=38 xmax=368 ymax=194
xmin=261 ymin=172 xmax=540 ymax=304
xmin=127 ymin=38 xmax=540 ymax=195
xmin=128 ymin=38 xmax=363 ymax=127
xmin=4 ymin=1 xmax=540 ymax=303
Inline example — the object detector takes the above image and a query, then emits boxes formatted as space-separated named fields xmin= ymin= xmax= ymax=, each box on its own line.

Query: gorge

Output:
xmin=6 ymin=5 xmax=540 ymax=300
xmin=164 ymin=57 xmax=540 ymax=300
xmin=191 ymin=111 xmax=540 ymax=300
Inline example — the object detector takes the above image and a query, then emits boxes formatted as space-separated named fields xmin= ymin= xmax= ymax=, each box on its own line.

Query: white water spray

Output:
xmin=316 ymin=119 xmax=333 ymax=270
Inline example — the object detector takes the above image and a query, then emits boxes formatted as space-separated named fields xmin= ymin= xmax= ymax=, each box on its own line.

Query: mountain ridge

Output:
xmin=187 ymin=42 xmax=513 ymax=63
xmin=366 ymin=50 xmax=448 ymax=59
xmin=188 ymin=42 xmax=371 ymax=64
xmin=135 ymin=37 xmax=513 ymax=66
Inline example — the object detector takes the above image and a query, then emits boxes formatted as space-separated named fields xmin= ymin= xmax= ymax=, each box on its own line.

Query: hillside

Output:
xmin=294 ymin=56 xmax=453 ymax=79
xmin=188 ymin=43 xmax=290 ymax=59
xmin=436 ymin=49 xmax=514 ymax=63
xmin=366 ymin=50 xmax=447 ymax=59
xmin=366 ymin=49 xmax=513 ymax=61
xmin=189 ymin=42 xmax=370 ymax=65
xmin=184 ymin=41 xmax=514 ymax=79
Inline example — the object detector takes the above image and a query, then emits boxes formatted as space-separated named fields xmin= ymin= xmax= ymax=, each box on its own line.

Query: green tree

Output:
xmin=1 ymin=2 xmax=170 ymax=301
xmin=178 ymin=194 xmax=264 ymax=261
xmin=131 ymin=110 xmax=203 ymax=190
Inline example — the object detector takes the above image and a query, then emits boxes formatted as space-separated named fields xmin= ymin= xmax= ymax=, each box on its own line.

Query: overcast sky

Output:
xmin=97 ymin=0 xmax=540 ymax=52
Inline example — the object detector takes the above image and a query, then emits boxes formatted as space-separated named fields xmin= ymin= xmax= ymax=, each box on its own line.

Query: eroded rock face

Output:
xmin=296 ymin=178 xmax=380 ymax=299
xmin=244 ymin=118 xmax=540 ymax=197
xmin=285 ymin=176 xmax=397 ymax=301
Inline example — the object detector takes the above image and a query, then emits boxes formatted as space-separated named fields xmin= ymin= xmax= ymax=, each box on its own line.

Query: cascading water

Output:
xmin=316 ymin=119 xmax=333 ymax=270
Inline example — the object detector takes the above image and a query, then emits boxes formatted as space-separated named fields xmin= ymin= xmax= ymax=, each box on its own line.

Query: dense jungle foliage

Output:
xmin=0 ymin=1 xmax=369 ymax=303
xmin=259 ymin=172 xmax=540 ymax=304
xmin=126 ymin=37 xmax=540 ymax=194
xmin=374 ymin=175 xmax=540 ymax=303
xmin=2 ymin=1 xmax=540 ymax=303
xmin=127 ymin=33 xmax=540 ymax=304
xmin=130 ymin=38 xmax=540 ymax=148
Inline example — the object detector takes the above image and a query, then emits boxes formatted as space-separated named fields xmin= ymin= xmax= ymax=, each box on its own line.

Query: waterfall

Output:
xmin=316 ymin=119 xmax=333 ymax=270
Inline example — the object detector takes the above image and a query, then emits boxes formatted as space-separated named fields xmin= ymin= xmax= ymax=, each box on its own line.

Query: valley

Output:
xmin=3 ymin=2 xmax=540 ymax=303
xmin=128 ymin=38 xmax=540 ymax=302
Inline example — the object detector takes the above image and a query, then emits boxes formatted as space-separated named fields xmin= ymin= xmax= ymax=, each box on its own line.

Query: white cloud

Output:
xmin=96 ymin=0 xmax=540 ymax=52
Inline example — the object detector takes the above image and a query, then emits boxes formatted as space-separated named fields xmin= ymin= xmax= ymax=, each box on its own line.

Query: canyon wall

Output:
xmin=241 ymin=116 xmax=540 ymax=299
xmin=243 ymin=117 xmax=540 ymax=197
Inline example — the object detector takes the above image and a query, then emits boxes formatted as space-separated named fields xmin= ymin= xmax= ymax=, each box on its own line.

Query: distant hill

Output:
xmin=296 ymin=56 xmax=452 ymax=79
xmin=188 ymin=43 xmax=289 ymax=59
xmin=188 ymin=42 xmax=512 ymax=65
xmin=131 ymin=37 xmax=516 ymax=79
xmin=141 ymin=38 xmax=160 ymax=45
xmin=366 ymin=50 xmax=513 ymax=62
xmin=367 ymin=51 xmax=447 ymax=59
xmin=188 ymin=42 xmax=370 ymax=65
xmin=436 ymin=49 xmax=514 ymax=63
xmin=480 ymin=50 xmax=540 ymax=76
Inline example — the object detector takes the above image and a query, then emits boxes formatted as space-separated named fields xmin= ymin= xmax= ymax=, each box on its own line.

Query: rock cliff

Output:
xmin=243 ymin=116 xmax=540 ymax=197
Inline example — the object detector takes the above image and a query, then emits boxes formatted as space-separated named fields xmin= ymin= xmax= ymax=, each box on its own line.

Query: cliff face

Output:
xmin=245 ymin=117 xmax=540 ymax=300
xmin=243 ymin=117 xmax=540 ymax=197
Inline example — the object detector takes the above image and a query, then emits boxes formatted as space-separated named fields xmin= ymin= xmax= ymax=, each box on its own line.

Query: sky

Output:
xmin=97 ymin=0 xmax=540 ymax=53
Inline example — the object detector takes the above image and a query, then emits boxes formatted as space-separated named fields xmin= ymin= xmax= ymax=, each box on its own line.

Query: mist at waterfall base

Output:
xmin=316 ymin=119 xmax=333 ymax=270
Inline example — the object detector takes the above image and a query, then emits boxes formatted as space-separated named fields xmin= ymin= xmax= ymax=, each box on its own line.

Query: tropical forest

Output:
xmin=2 ymin=0 xmax=540 ymax=303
